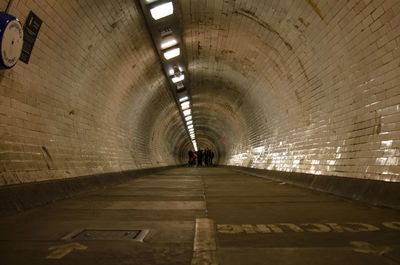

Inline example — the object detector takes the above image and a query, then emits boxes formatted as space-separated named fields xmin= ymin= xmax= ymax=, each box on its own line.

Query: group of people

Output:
xmin=188 ymin=148 xmax=214 ymax=167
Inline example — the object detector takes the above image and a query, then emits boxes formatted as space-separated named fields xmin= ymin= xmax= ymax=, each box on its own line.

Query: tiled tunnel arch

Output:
xmin=0 ymin=0 xmax=399 ymax=187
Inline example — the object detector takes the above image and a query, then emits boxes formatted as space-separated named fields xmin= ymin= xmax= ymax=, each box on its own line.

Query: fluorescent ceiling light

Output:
xmin=185 ymin=115 xmax=192 ymax=121
xmin=180 ymin=96 xmax=189 ymax=102
xmin=163 ymin=47 xmax=180 ymax=60
xmin=183 ymin=109 xmax=191 ymax=116
xmin=188 ymin=127 xmax=194 ymax=131
xmin=150 ymin=2 xmax=173 ymax=20
xmin=176 ymin=82 xmax=184 ymax=90
xmin=186 ymin=120 xmax=193 ymax=125
xmin=188 ymin=124 xmax=194 ymax=129
xmin=181 ymin=101 xmax=190 ymax=110
xmin=172 ymin=74 xmax=184 ymax=83
xmin=160 ymin=26 xmax=172 ymax=37
xmin=161 ymin=36 xmax=178 ymax=50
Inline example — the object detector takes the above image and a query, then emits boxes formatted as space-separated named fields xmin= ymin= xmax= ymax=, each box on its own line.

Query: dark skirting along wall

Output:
xmin=1 ymin=166 xmax=399 ymax=217
xmin=228 ymin=166 xmax=400 ymax=211
xmin=0 ymin=166 xmax=179 ymax=216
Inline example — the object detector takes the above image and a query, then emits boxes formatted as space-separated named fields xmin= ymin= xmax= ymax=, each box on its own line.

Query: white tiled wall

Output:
xmin=0 ymin=0 xmax=184 ymax=185
xmin=181 ymin=0 xmax=400 ymax=181
xmin=0 ymin=0 xmax=399 ymax=185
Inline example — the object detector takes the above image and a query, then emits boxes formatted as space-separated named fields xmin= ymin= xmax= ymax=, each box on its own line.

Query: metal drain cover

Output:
xmin=62 ymin=229 xmax=149 ymax=242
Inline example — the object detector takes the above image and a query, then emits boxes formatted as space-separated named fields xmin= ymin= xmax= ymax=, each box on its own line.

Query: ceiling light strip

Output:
xmin=141 ymin=0 xmax=197 ymax=151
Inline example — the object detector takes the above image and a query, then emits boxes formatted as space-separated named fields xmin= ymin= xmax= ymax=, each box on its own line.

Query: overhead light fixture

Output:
xmin=193 ymin=142 xmax=198 ymax=152
xmin=188 ymin=124 xmax=194 ymax=129
xmin=186 ymin=120 xmax=193 ymax=125
xmin=176 ymin=82 xmax=184 ymax=90
xmin=189 ymin=129 xmax=194 ymax=133
xmin=160 ymin=26 xmax=173 ymax=37
xmin=172 ymin=74 xmax=184 ymax=83
xmin=161 ymin=35 xmax=178 ymax=50
xmin=150 ymin=1 xmax=173 ymax=20
xmin=183 ymin=109 xmax=191 ymax=116
xmin=181 ymin=101 xmax=190 ymax=110
xmin=185 ymin=115 xmax=192 ymax=121
xmin=163 ymin=47 xmax=180 ymax=60
xmin=179 ymin=96 xmax=189 ymax=102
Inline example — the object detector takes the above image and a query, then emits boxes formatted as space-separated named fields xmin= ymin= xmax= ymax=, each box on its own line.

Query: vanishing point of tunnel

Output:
xmin=0 ymin=0 xmax=400 ymax=264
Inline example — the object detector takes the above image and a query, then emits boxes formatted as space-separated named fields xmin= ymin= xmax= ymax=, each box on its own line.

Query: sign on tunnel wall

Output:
xmin=20 ymin=11 xmax=42 ymax=64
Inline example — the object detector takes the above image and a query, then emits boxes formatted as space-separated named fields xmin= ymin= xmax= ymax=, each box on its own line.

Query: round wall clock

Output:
xmin=0 ymin=12 xmax=23 ymax=69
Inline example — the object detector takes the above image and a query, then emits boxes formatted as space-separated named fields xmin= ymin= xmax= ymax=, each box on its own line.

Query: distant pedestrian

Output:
xmin=197 ymin=149 xmax=203 ymax=166
xmin=188 ymin=150 xmax=194 ymax=166
xmin=204 ymin=148 xmax=210 ymax=166
xmin=210 ymin=151 xmax=214 ymax=165
xmin=193 ymin=152 xmax=198 ymax=165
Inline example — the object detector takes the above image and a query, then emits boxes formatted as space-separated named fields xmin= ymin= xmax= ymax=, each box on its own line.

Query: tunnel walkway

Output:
xmin=0 ymin=167 xmax=399 ymax=265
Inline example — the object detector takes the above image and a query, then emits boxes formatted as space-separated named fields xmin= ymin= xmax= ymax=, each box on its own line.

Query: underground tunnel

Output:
xmin=0 ymin=0 xmax=399 ymax=264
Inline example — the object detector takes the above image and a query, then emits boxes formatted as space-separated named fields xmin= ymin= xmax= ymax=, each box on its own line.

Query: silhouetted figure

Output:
xmin=188 ymin=150 xmax=194 ymax=166
xmin=193 ymin=152 xmax=198 ymax=165
xmin=210 ymin=151 xmax=214 ymax=165
xmin=204 ymin=148 xmax=210 ymax=166
xmin=197 ymin=149 xmax=203 ymax=166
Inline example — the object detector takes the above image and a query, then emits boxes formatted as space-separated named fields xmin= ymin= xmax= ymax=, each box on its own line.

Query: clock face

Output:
xmin=1 ymin=19 xmax=23 ymax=68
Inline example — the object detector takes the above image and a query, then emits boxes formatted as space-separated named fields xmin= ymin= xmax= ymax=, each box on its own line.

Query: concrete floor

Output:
xmin=0 ymin=167 xmax=399 ymax=265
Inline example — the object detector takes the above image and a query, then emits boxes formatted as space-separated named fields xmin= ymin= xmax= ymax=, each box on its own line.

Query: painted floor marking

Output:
xmin=191 ymin=218 xmax=218 ymax=265
xmin=135 ymin=229 xmax=150 ymax=242
xmin=350 ymin=241 xmax=392 ymax=256
xmin=46 ymin=242 xmax=87 ymax=259
xmin=217 ymin=221 xmax=400 ymax=234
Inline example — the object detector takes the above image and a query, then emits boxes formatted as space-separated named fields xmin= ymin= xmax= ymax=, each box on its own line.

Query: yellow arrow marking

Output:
xmin=349 ymin=241 xmax=392 ymax=256
xmin=46 ymin=242 xmax=88 ymax=259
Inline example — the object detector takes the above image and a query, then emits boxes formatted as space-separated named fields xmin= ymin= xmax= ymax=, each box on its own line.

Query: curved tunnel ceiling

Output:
xmin=0 ymin=0 xmax=399 ymax=186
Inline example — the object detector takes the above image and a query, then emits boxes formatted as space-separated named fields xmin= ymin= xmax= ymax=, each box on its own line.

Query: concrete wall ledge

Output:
xmin=227 ymin=166 xmax=400 ymax=211
xmin=0 ymin=166 xmax=180 ymax=217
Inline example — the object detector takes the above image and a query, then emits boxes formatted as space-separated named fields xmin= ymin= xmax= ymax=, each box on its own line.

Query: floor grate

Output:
xmin=62 ymin=229 xmax=149 ymax=242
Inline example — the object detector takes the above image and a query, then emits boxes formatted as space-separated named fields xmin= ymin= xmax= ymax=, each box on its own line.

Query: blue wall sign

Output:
xmin=0 ymin=12 xmax=23 ymax=68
